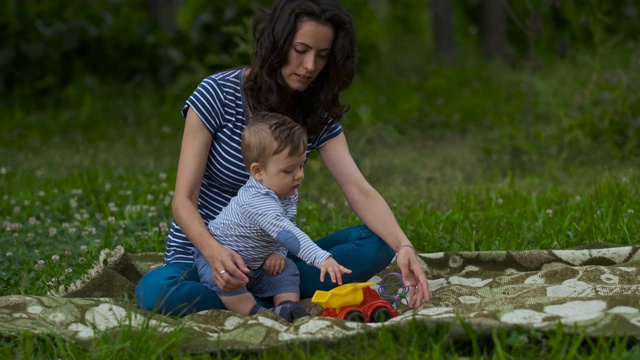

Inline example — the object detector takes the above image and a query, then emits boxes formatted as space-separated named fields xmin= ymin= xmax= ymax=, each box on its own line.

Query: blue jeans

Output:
xmin=135 ymin=225 xmax=395 ymax=316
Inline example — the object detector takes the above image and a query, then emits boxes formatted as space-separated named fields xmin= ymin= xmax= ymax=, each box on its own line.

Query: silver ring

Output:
xmin=219 ymin=270 xmax=227 ymax=277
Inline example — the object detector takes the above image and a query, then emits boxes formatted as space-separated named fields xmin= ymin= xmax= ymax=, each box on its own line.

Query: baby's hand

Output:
xmin=263 ymin=253 xmax=285 ymax=275
xmin=319 ymin=257 xmax=352 ymax=285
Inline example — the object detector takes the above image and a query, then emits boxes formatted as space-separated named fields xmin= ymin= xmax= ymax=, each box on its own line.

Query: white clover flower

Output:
xmin=51 ymin=255 xmax=60 ymax=262
xmin=82 ymin=227 xmax=96 ymax=236
xmin=628 ymin=209 xmax=635 ymax=215
xmin=65 ymin=250 xmax=72 ymax=257
xmin=71 ymin=188 xmax=83 ymax=195
xmin=546 ymin=209 xmax=553 ymax=217
xmin=36 ymin=260 xmax=45 ymax=271
xmin=65 ymin=268 xmax=73 ymax=275
xmin=49 ymin=227 xmax=57 ymax=237
xmin=78 ymin=257 xmax=86 ymax=264
xmin=159 ymin=172 xmax=167 ymax=181
xmin=5 ymin=252 xmax=12 ymax=257
xmin=80 ymin=245 xmax=88 ymax=253
xmin=0 ymin=167 xmax=6 ymax=175
xmin=497 ymin=198 xmax=504 ymax=205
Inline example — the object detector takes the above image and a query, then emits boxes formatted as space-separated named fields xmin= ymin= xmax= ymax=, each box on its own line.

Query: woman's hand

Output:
xmin=208 ymin=246 xmax=251 ymax=292
xmin=396 ymin=246 xmax=430 ymax=308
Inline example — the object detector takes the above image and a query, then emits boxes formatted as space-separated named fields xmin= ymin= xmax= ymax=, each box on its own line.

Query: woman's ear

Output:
xmin=250 ymin=162 xmax=263 ymax=181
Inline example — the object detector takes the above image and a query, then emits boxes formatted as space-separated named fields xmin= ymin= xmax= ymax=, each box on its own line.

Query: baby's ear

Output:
xmin=250 ymin=163 xmax=263 ymax=181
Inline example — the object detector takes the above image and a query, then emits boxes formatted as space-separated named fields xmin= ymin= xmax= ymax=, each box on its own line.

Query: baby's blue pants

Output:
xmin=135 ymin=225 xmax=396 ymax=316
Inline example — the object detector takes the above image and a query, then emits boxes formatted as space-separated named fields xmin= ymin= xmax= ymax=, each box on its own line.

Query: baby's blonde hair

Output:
xmin=241 ymin=112 xmax=308 ymax=171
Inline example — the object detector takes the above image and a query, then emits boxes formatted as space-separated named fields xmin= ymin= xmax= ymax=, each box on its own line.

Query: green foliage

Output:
xmin=177 ymin=0 xmax=269 ymax=70
xmin=0 ymin=1 xmax=178 ymax=97
xmin=344 ymin=42 xmax=640 ymax=161
xmin=0 ymin=0 xmax=268 ymax=99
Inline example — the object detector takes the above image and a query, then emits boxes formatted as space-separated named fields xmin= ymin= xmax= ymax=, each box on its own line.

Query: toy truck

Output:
xmin=311 ymin=282 xmax=399 ymax=322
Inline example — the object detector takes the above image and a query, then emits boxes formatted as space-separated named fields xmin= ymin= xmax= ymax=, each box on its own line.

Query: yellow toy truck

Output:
xmin=311 ymin=282 xmax=399 ymax=322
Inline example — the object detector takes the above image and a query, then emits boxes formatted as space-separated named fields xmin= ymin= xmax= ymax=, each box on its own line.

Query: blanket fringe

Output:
xmin=49 ymin=246 xmax=126 ymax=297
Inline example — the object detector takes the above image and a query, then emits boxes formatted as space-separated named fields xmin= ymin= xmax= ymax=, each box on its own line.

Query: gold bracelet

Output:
xmin=396 ymin=244 xmax=416 ymax=253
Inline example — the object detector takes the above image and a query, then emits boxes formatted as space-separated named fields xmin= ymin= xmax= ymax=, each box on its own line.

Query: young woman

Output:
xmin=135 ymin=0 xmax=430 ymax=316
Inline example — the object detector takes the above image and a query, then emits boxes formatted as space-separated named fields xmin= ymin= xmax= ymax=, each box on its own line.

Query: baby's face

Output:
xmin=259 ymin=150 xmax=306 ymax=199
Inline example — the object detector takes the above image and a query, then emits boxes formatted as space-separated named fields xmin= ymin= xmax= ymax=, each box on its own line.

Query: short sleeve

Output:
xmin=309 ymin=122 xmax=343 ymax=150
xmin=181 ymin=76 xmax=228 ymax=136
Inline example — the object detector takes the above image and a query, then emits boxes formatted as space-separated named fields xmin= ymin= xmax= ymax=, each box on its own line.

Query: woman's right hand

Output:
xmin=208 ymin=245 xmax=251 ymax=292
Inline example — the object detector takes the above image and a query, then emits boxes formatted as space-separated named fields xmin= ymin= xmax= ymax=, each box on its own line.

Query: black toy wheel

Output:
xmin=344 ymin=310 xmax=366 ymax=322
xmin=371 ymin=307 xmax=393 ymax=323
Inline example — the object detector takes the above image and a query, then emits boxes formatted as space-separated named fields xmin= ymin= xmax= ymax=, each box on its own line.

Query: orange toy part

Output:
xmin=312 ymin=282 xmax=399 ymax=323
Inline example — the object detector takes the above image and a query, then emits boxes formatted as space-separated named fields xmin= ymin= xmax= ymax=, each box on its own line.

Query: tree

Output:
xmin=430 ymin=0 xmax=457 ymax=62
xmin=147 ymin=0 xmax=182 ymax=37
xmin=481 ymin=0 xmax=507 ymax=60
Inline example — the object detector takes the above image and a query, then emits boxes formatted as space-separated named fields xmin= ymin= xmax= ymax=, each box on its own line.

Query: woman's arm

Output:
xmin=172 ymin=108 xmax=250 ymax=290
xmin=318 ymin=133 xmax=430 ymax=307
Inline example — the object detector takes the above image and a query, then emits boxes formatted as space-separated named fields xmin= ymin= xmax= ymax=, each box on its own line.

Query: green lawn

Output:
xmin=2 ymin=48 xmax=640 ymax=358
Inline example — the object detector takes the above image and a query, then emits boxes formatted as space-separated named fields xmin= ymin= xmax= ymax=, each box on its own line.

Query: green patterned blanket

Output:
xmin=1 ymin=242 xmax=639 ymax=352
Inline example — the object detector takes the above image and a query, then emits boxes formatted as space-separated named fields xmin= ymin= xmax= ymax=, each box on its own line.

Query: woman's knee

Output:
xmin=135 ymin=263 xmax=203 ymax=314
xmin=135 ymin=267 xmax=175 ymax=311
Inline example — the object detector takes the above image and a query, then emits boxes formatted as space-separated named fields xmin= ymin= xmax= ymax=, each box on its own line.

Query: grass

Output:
xmin=1 ymin=45 xmax=640 ymax=358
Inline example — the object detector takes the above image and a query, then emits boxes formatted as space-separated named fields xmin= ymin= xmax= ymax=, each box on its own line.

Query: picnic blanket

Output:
xmin=2 ymin=242 xmax=640 ymax=352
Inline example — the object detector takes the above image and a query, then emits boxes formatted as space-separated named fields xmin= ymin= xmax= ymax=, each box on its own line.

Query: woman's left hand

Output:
xmin=396 ymin=246 xmax=430 ymax=308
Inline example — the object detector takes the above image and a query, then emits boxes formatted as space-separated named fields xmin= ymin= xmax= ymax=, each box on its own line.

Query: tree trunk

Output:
xmin=481 ymin=0 xmax=507 ymax=60
xmin=430 ymin=0 xmax=457 ymax=62
xmin=147 ymin=0 xmax=182 ymax=37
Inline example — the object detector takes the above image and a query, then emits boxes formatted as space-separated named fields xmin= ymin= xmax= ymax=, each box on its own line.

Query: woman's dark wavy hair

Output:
xmin=244 ymin=0 xmax=357 ymax=136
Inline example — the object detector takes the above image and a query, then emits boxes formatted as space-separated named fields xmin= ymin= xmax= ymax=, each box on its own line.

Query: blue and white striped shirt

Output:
xmin=207 ymin=176 xmax=331 ymax=269
xmin=164 ymin=68 xmax=343 ymax=264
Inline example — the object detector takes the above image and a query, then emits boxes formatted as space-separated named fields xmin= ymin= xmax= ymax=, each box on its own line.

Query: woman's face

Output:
xmin=280 ymin=18 xmax=335 ymax=92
